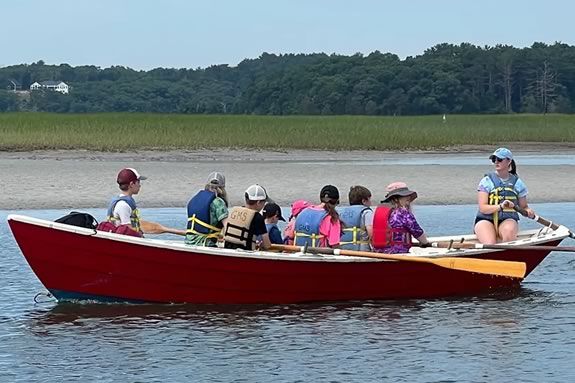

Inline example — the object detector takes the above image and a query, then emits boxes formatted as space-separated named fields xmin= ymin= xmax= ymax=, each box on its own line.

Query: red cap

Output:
xmin=117 ymin=168 xmax=147 ymax=185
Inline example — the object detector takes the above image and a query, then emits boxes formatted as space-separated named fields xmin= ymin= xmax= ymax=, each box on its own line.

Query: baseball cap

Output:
xmin=245 ymin=184 xmax=268 ymax=201
xmin=117 ymin=168 xmax=147 ymax=185
xmin=320 ymin=185 xmax=340 ymax=201
xmin=489 ymin=147 xmax=513 ymax=161
xmin=262 ymin=202 xmax=286 ymax=221
xmin=206 ymin=171 xmax=225 ymax=187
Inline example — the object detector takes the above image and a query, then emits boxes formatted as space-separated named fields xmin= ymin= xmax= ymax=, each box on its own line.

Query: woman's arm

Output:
xmin=518 ymin=196 xmax=535 ymax=218
xmin=477 ymin=191 xmax=507 ymax=215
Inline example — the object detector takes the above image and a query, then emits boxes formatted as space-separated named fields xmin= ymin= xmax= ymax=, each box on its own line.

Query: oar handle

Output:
xmin=164 ymin=227 xmax=187 ymax=236
xmin=515 ymin=207 xmax=575 ymax=239
xmin=515 ymin=206 xmax=561 ymax=231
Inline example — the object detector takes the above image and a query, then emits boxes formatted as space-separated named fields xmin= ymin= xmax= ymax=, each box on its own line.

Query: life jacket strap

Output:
xmin=224 ymin=223 xmax=251 ymax=247
xmin=294 ymin=232 xmax=325 ymax=247
xmin=187 ymin=214 xmax=221 ymax=238
xmin=340 ymin=226 xmax=369 ymax=245
xmin=107 ymin=211 xmax=142 ymax=234
xmin=489 ymin=187 xmax=518 ymax=238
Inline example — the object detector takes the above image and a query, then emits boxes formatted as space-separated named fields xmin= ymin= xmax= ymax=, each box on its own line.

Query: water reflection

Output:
xmin=28 ymin=300 xmax=428 ymax=327
xmin=297 ymin=154 xmax=575 ymax=166
xmin=27 ymin=288 xmax=547 ymax=332
xmin=12 ymin=286 xmax=575 ymax=382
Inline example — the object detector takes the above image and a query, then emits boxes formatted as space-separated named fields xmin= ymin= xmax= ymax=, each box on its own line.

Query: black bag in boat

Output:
xmin=55 ymin=211 xmax=98 ymax=229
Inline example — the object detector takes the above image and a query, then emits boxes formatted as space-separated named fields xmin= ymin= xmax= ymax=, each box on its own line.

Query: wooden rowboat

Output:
xmin=7 ymin=214 xmax=570 ymax=304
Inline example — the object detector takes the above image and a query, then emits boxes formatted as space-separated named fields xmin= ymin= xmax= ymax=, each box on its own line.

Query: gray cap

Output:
xmin=207 ymin=172 xmax=225 ymax=187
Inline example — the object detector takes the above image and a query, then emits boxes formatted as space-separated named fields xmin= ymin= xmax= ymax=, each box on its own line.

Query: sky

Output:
xmin=2 ymin=0 xmax=574 ymax=70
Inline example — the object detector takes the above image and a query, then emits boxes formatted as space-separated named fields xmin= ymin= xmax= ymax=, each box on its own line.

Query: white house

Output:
xmin=30 ymin=80 xmax=69 ymax=94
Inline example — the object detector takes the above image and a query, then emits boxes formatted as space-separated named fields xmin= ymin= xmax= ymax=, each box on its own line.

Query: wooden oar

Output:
xmin=140 ymin=220 xmax=187 ymax=236
xmin=270 ymin=244 xmax=526 ymax=279
xmin=432 ymin=241 xmax=575 ymax=252
xmin=515 ymin=206 xmax=575 ymax=239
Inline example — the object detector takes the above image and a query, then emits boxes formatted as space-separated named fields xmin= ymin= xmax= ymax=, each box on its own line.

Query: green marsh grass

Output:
xmin=0 ymin=113 xmax=573 ymax=151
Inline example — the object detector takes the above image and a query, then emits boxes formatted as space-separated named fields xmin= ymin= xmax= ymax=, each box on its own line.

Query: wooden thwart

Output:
xmin=271 ymin=244 xmax=526 ymax=279
xmin=432 ymin=241 xmax=575 ymax=253
xmin=140 ymin=220 xmax=187 ymax=236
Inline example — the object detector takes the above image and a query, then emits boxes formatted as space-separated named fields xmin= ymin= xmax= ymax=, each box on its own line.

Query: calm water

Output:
xmin=1 ymin=204 xmax=574 ymax=382
xmin=299 ymin=154 xmax=575 ymax=166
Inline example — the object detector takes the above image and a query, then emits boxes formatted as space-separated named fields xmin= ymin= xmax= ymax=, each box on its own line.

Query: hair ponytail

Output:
xmin=509 ymin=159 xmax=517 ymax=176
xmin=321 ymin=196 xmax=340 ymax=223
xmin=205 ymin=184 xmax=228 ymax=206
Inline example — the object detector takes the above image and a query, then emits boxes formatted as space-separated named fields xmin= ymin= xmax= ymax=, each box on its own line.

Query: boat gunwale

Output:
xmin=7 ymin=214 xmax=570 ymax=262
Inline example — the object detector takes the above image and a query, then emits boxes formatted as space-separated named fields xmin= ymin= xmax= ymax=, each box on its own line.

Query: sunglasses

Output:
xmin=491 ymin=157 xmax=506 ymax=163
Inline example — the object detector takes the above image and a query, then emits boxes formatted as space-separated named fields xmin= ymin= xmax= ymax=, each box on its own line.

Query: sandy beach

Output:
xmin=1 ymin=145 xmax=573 ymax=210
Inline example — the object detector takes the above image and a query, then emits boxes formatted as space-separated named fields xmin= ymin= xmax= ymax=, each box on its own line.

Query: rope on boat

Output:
xmin=33 ymin=291 xmax=55 ymax=304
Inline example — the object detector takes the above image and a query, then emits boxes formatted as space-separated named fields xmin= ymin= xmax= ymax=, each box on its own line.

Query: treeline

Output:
xmin=1 ymin=42 xmax=575 ymax=115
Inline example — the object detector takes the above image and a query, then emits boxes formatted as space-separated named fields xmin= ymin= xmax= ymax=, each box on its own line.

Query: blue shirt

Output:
xmin=266 ymin=223 xmax=284 ymax=244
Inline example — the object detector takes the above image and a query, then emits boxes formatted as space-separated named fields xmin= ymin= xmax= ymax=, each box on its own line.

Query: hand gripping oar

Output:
xmin=270 ymin=244 xmax=526 ymax=279
xmin=515 ymin=207 xmax=575 ymax=239
xmin=140 ymin=220 xmax=187 ymax=236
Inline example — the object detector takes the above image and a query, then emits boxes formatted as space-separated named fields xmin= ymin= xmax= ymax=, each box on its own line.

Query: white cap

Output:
xmin=245 ymin=184 xmax=268 ymax=201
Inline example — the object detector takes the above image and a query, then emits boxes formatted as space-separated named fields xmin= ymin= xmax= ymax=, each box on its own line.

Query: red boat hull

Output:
xmin=8 ymin=217 xmax=563 ymax=304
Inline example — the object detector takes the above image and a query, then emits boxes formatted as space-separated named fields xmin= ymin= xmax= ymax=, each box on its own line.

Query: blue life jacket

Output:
xmin=106 ymin=195 xmax=141 ymax=232
xmin=476 ymin=172 xmax=520 ymax=222
xmin=187 ymin=190 xmax=221 ymax=238
xmin=294 ymin=207 xmax=328 ymax=247
xmin=337 ymin=205 xmax=372 ymax=250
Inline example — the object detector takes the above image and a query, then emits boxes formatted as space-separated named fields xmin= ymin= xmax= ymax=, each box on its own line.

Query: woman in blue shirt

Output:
xmin=474 ymin=148 xmax=535 ymax=244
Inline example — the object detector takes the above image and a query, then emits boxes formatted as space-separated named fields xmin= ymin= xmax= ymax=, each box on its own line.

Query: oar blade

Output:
xmin=434 ymin=257 xmax=526 ymax=279
xmin=141 ymin=221 xmax=186 ymax=235
xmin=271 ymin=244 xmax=526 ymax=279
xmin=140 ymin=221 xmax=164 ymax=234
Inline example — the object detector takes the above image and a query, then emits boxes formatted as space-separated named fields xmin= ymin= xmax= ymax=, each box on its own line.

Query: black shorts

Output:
xmin=474 ymin=217 xmax=493 ymax=225
xmin=474 ymin=217 xmax=518 ymax=225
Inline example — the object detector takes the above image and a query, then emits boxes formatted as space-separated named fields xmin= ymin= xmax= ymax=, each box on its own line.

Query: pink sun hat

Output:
xmin=381 ymin=182 xmax=418 ymax=203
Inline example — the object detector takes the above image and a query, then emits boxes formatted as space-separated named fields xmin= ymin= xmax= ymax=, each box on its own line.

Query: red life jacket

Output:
xmin=371 ymin=206 xmax=411 ymax=249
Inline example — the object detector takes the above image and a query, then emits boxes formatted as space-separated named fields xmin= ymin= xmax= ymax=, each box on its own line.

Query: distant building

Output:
xmin=30 ymin=81 xmax=69 ymax=94
xmin=6 ymin=79 xmax=22 ymax=91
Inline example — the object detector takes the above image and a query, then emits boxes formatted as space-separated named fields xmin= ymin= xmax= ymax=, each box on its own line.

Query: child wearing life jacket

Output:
xmin=262 ymin=202 xmax=286 ymax=244
xmin=283 ymin=199 xmax=311 ymax=245
xmin=185 ymin=172 xmax=229 ymax=247
xmin=293 ymin=185 xmax=342 ymax=248
xmin=372 ymin=182 xmax=429 ymax=254
xmin=97 ymin=167 xmax=147 ymax=237
xmin=223 ymin=184 xmax=271 ymax=251
xmin=337 ymin=185 xmax=373 ymax=251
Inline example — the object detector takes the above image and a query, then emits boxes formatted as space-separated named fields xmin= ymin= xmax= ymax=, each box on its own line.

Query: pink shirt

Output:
xmin=311 ymin=206 xmax=341 ymax=247
xmin=283 ymin=219 xmax=296 ymax=244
